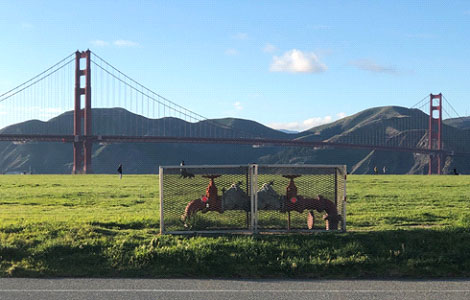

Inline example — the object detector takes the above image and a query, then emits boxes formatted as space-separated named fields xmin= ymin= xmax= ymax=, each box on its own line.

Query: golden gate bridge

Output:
xmin=0 ymin=50 xmax=469 ymax=174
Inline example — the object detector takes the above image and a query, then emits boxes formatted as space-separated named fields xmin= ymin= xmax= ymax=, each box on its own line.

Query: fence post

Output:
xmin=342 ymin=165 xmax=347 ymax=232
xmin=334 ymin=168 xmax=338 ymax=206
xmin=250 ymin=164 xmax=258 ymax=234
xmin=159 ymin=166 xmax=165 ymax=234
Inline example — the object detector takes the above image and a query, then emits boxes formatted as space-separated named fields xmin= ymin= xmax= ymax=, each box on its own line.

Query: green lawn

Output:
xmin=0 ymin=175 xmax=159 ymax=229
xmin=1 ymin=174 xmax=469 ymax=277
xmin=347 ymin=175 xmax=470 ymax=230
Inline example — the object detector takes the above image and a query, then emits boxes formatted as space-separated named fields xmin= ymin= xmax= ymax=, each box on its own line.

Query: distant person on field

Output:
xmin=373 ymin=166 xmax=378 ymax=175
xmin=117 ymin=163 xmax=123 ymax=179
xmin=180 ymin=160 xmax=186 ymax=178
xmin=453 ymin=168 xmax=459 ymax=175
xmin=383 ymin=166 xmax=387 ymax=174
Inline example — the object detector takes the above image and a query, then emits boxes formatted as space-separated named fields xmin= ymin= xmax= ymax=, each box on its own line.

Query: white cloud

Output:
xmin=225 ymin=48 xmax=239 ymax=56
xmin=263 ymin=43 xmax=277 ymax=53
xmin=113 ymin=40 xmax=140 ymax=47
xmin=269 ymin=49 xmax=327 ymax=73
xmin=91 ymin=40 xmax=109 ymax=47
xmin=349 ymin=59 xmax=398 ymax=74
xmin=302 ymin=116 xmax=332 ymax=128
xmin=269 ymin=113 xmax=347 ymax=132
xmin=234 ymin=101 xmax=243 ymax=111
xmin=232 ymin=32 xmax=248 ymax=40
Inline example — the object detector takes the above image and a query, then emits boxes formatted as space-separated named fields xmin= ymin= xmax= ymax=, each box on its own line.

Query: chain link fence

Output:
xmin=159 ymin=164 xmax=346 ymax=234
xmin=255 ymin=165 xmax=346 ymax=232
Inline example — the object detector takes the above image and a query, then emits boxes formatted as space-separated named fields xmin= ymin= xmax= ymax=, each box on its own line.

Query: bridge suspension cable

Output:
xmin=410 ymin=94 xmax=430 ymax=109
xmin=90 ymin=51 xmax=259 ymax=139
xmin=0 ymin=53 xmax=75 ymax=103
xmin=91 ymin=52 xmax=208 ymax=123
xmin=442 ymin=95 xmax=462 ymax=119
xmin=0 ymin=53 xmax=76 ymax=133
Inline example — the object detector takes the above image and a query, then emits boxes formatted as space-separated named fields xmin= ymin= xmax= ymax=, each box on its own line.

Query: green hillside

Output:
xmin=1 ymin=106 xmax=469 ymax=174
xmin=267 ymin=106 xmax=470 ymax=174
xmin=444 ymin=116 xmax=470 ymax=130
xmin=0 ymin=108 xmax=287 ymax=173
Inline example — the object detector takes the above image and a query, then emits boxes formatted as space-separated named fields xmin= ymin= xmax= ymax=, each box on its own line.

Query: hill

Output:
xmin=444 ymin=116 xmax=470 ymax=130
xmin=262 ymin=106 xmax=470 ymax=174
xmin=0 ymin=108 xmax=288 ymax=173
xmin=1 ymin=106 xmax=469 ymax=174
xmin=294 ymin=106 xmax=427 ymax=141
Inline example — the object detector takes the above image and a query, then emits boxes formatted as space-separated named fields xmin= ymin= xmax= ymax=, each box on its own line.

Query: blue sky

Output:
xmin=1 ymin=0 xmax=470 ymax=131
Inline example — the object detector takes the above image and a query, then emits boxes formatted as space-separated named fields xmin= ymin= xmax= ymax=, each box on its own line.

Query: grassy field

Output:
xmin=0 ymin=174 xmax=469 ymax=277
xmin=0 ymin=175 xmax=159 ymax=230
xmin=348 ymin=175 xmax=470 ymax=230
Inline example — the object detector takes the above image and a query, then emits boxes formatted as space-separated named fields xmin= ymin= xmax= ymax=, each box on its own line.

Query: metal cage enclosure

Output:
xmin=159 ymin=164 xmax=346 ymax=234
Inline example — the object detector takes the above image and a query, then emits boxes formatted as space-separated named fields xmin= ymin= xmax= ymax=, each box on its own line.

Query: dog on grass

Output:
xmin=180 ymin=169 xmax=195 ymax=179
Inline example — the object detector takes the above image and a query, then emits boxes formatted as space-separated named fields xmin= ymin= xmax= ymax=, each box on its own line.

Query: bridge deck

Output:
xmin=0 ymin=134 xmax=464 ymax=156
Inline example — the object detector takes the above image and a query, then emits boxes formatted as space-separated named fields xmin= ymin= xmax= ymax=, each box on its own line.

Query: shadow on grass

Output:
xmin=90 ymin=221 xmax=159 ymax=230
xmin=1 ymin=228 xmax=470 ymax=278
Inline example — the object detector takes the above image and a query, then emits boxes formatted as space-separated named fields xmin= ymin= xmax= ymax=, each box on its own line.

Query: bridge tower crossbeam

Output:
xmin=72 ymin=50 xmax=92 ymax=174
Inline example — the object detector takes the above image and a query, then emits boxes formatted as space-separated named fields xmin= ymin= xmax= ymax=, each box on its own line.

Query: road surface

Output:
xmin=1 ymin=278 xmax=470 ymax=300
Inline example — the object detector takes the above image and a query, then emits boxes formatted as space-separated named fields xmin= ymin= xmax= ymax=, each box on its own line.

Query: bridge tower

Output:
xmin=428 ymin=93 xmax=442 ymax=175
xmin=72 ymin=50 xmax=92 ymax=174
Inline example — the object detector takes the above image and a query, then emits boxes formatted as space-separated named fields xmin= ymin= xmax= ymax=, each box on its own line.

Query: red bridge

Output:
xmin=0 ymin=50 xmax=469 ymax=174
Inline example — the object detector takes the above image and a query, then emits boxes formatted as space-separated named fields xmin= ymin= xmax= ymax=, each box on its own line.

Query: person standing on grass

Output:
xmin=117 ymin=163 xmax=123 ymax=179
xmin=373 ymin=166 xmax=378 ymax=175
xmin=383 ymin=166 xmax=387 ymax=174
xmin=179 ymin=160 xmax=186 ymax=178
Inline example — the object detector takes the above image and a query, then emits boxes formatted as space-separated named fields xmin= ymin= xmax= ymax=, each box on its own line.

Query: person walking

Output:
xmin=117 ymin=163 xmax=123 ymax=179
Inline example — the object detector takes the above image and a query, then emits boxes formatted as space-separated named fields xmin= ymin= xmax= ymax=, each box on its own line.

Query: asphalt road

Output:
xmin=1 ymin=278 xmax=470 ymax=300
